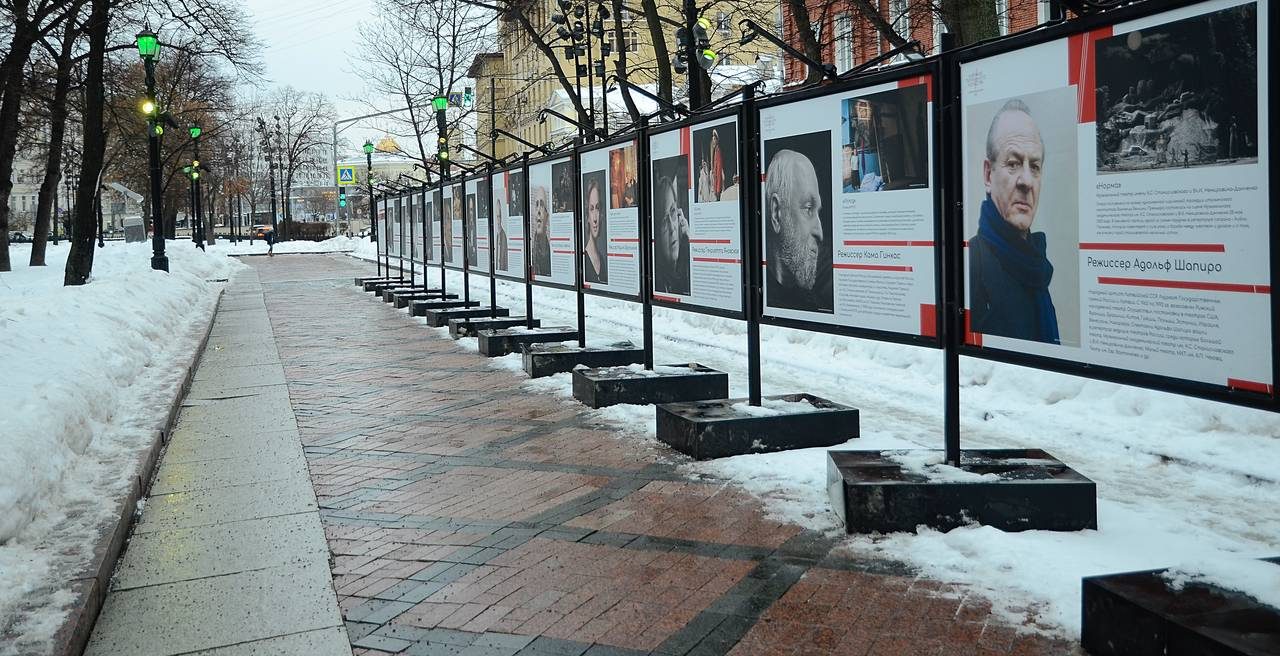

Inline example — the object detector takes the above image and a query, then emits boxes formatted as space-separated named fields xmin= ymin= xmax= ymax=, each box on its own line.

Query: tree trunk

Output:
xmin=0 ymin=32 xmax=38 ymax=272
xmin=847 ymin=0 xmax=912 ymax=50
xmin=941 ymin=0 xmax=999 ymax=46
xmin=31 ymin=5 xmax=82 ymax=266
xmin=639 ymin=0 xmax=672 ymax=101
xmin=784 ymin=0 xmax=825 ymax=85
xmin=64 ymin=0 xmax=107 ymax=285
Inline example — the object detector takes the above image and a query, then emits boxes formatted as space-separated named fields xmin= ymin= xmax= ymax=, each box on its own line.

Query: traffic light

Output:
xmin=338 ymin=188 xmax=347 ymax=208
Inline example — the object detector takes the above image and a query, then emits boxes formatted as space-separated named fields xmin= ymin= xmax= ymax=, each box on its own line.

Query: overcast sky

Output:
xmin=240 ymin=0 xmax=401 ymax=160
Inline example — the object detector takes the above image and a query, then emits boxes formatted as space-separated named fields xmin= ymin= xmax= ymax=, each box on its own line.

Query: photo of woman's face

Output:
xmin=587 ymin=184 xmax=601 ymax=240
xmin=658 ymin=180 xmax=682 ymax=262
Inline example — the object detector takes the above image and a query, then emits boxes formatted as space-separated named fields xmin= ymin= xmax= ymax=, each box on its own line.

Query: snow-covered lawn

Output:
xmin=205 ymin=234 xmax=368 ymax=256
xmin=371 ymin=257 xmax=1280 ymax=639
xmin=0 ymin=241 xmax=240 ymax=652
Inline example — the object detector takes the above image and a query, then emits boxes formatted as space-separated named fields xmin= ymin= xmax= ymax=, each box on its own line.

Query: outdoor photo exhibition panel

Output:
xmin=758 ymin=67 xmax=941 ymax=342
xmin=420 ymin=190 xmax=434 ymax=266
xmin=376 ymin=197 xmax=387 ymax=258
xmin=527 ymin=155 xmax=577 ymax=290
xmin=466 ymin=175 xmax=491 ymax=276
xmin=428 ymin=187 xmax=443 ymax=266
xmin=578 ymin=137 xmax=642 ymax=299
xmin=647 ymin=111 xmax=746 ymax=317
xmin=492 ymin=168 xmax=525 ymax=282
xmin=408 ymin=192 xmax=420 ymax=265
xmin=442 ymin=181 xmax=464 ymax=270
xmin=958 ymin=0 xmax=1273 ymax=403
xmin=389 ymin=197 xmax=401 ymax=259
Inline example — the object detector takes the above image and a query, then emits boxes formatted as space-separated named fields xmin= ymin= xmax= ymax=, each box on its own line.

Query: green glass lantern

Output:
xmin=432 ymin=96 xmax=448 ymax=111
xmin=135 ymin=30 xmax=160 ymax=60
xmin=363 ymin=139 xmax=375 ymax=155
xmin=189 ymin=125 xmax=202 ymax=139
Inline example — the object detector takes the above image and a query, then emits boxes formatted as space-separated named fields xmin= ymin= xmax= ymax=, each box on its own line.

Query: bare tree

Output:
xmin=266 ymin=87 xmax=333 ymax=238
xmin=63 ymin=0 xmax=107 ymax=285
xmin=354 ymin=0 xmax=494 ymax=171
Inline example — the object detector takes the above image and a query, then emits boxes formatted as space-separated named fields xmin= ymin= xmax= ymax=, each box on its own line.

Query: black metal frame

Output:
xmin=752 ymin=59 xmax=945 ymax=348
xmin=644 ymin=103 xmax=751 ymax=321
xmin=525 ymin=151 xmax=579 ymax=293
xmin=464 ymin=170 xmax=494 ymax=279
xmin=575 ymin=131 xmax=647 ymax=303
xmin=948 ymin=0 xmax=1276 ymax=413
xmin=442 ymin=178 xmax=467 ymax=273
xmin=489 ymin=166 xmax=527 ymax=284
xmin=423 ymin=182 xmax=445 ymax=270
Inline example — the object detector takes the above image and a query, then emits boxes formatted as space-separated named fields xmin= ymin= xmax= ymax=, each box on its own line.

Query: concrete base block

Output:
xmin=826 ymin=449 xmax=1096 ymax=533
xmin=572 ymin=363 xmax=729 ymax=408
xmin=449 ymin=317 xmax=540 ymax=339
xmin=389 ymin=290 xmax=457 ymax=308
xmin=1081 ymin=557 xmax=1280 ymax=656
xmin=422 ymin=306 xmax=509 ymax=327
xmin=476 ymin=327 xmax=578 ymax=357
xmin=409 ymin=299 xmax=480 ymax=316
xmin=522 ymin=342 xmax=644 ymax=378
xmin=656 ymin=394 xmax=858 ymax=460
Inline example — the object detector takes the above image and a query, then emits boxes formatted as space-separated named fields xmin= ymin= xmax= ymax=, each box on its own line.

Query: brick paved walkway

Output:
xmin=250 ymin=254 xmax=1081 ymax=656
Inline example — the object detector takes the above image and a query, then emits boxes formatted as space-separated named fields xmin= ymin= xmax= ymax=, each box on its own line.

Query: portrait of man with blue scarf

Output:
xmin=969 ymin=99 xmax=1061 ymax=345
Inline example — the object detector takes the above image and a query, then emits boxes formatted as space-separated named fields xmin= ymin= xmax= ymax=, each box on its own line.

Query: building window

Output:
xmin=890 ymin=0 xmax=910 ymax=41
xmin=834 ymin=13 xmax=853 ymax=73
xmin=716 ymin=11 xmax=731 ymax=35
xmin=995 ymin=0 xmax=1010 ymax=35
xmin=617 ymin=29 xmax=638 ymax=52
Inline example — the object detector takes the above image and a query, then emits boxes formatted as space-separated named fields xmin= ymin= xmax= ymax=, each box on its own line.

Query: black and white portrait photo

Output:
xmin=494 ymin=195 xmax=509 ymax=272
xmin=466 ymin=193 xmax=477 ymax=265
xmin=581 ymin=170 xmax=608 ymax=285
xmin=652 ymin=155 xmax=690 ymax=296
xmin=530 ymin=184 xmax=551 ymax=276
xmin=763 ymin=131 xmax=833 ymax=314
xmin=441 ymin=197 xmax=454 ymax=263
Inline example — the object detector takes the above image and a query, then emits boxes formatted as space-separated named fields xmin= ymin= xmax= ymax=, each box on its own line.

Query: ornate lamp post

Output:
xmin=136 ymin=28 xmax=167 ymax=270
xmin=364 ymin=138 xmax=380 ymax=276
xmin=189 ymin=124 xmax=204 ymax=249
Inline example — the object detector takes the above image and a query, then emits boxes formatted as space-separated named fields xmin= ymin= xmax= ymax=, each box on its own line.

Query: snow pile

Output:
xmin=359 ymin=258 xmax=1280 ymax=639
xmin=208 ymin=235 xmax=368 ymax=256
xmin=884 ymin=450 xmax=1000 ymax=483
xmin=0 ymin=241 xmax=239 ymax=645
xmin=1165 ymin=557 xmax=1280 ymax=611
xmin=729 ymin=396 xmax=817 ymax=418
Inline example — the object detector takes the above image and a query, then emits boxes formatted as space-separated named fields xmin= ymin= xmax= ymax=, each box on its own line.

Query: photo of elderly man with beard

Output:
xmin=530 ymin=185 xmax=552 ymax=277
xmin=763 ymin=132 xmax=833 ymax=314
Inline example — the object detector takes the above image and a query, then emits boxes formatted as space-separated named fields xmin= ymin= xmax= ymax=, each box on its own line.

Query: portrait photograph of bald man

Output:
xmin=965 ymin=88 xmax=1079 ymax=347
xmin=763 ymin=131 xmax=834 ymax=314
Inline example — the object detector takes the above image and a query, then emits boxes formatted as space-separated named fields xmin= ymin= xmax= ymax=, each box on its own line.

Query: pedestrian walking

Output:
xmin=266 ymin=228 xmax=275 ymax=257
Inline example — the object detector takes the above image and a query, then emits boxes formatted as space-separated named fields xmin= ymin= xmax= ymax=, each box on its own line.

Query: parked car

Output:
xmin=252 ymin=224 xmax=273 ymax=239
xmin=10 ymin=232 xmax=31 ymax=243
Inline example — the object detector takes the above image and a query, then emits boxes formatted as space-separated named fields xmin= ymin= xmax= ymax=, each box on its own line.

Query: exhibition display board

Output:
xmin=648 ymin=110 xmax=747 ymax=318
xmin=491 ymin=168 xmax=526 ymax=282
xmin=419 ymin=190 xmax=433 ymax=266
xmin=467 ymin=175 xmax=491 ymax=275
xmin=428 ymin=188 xmax=443 ymax=266
xmin=389 ymin=197 xmax=401 ymax=259
xmin=376 ymin=197 xmax=387 ymax=258
xmin=578 ymin=137 xmax=642 ymax=300
xmin=408 ymin=193 xmax=420 ymax=264
xmin=957 ymin=0 xmax=1272 ymax=401
xmin=527 ymin=155 xmax=578 ymax=290
xmin=757 ymin=67 xmax=942 ymax=342
xmin=442 ymin=182 xmax=464 ymax=270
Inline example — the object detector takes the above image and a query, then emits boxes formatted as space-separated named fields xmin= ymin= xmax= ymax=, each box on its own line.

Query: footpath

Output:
xmin=84 ymin=253 xmax=1079 ymax=656
xmin=84 ymin=265 xmax=349 ymax=655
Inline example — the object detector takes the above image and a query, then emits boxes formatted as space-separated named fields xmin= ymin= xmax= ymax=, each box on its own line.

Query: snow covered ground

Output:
xmin=206 ymin=234 xmax=366 ymax=256
xmin=0 ymin=241 xmax=240 ymax=652
xmin=364 ymin=255 xmax=1280 ymax=638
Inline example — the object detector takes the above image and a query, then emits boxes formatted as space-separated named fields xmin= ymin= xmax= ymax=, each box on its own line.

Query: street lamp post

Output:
xmin=190 ymin=125 xmax=204 ymax=250
xmin=256 ymin=117 xmax=280 ymax=243
xmin=433 ymin=95 xmax=450 ymax=180
xmin=137 ymin=28 xmax=167 ymax=271
xmin=364 ymin=139 xmax=379 ymax=276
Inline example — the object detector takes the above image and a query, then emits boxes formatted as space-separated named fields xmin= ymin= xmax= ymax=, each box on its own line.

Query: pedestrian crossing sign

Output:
xmin=336 ymin=165 xmax=357 ymax=186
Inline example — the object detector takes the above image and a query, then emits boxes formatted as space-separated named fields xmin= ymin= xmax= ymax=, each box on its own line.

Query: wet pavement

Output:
xmin=89 ymin=253 xmax=1082 ymax=655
